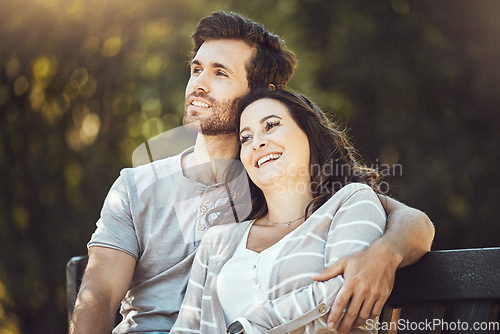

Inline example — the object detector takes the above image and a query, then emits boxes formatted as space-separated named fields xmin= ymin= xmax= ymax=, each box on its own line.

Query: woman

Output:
xmin=171 ymin=89 xmax=386 ymax=333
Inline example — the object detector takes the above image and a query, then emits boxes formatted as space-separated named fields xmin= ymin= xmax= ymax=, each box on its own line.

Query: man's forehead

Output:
xmin=192 ymin=39 xmax=255 ymax=70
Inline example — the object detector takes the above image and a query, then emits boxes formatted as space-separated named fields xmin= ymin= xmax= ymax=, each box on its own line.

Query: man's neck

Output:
xmin=181 ymin=132 xmax=239 ymax=185
xmin=193 ymin=132 xmax=239 ymax=163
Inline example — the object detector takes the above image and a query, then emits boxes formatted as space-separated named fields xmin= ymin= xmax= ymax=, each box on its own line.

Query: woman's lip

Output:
xmin=255 ymin=152 xmax=283 ymax=168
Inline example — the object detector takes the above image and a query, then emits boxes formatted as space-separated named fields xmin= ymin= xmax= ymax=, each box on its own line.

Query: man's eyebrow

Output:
xmin=212 ymin=62 xmax=234 ymax=74
xmin=239 ymin=115 xmax=282 ymax=135
xmin=190 ymin=60 xmax=234 ymax=75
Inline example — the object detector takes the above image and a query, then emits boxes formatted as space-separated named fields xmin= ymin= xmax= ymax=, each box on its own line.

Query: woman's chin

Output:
xmin=252 ymin=174 xmax=284 ymax=190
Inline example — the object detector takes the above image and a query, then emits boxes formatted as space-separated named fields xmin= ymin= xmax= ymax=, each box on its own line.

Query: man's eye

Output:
xmin=265 ymin=121 xmax=280 ymax=132
xmin=216 ymin=70 xmax=228 ymax=77
xmin=192 ymin=68 xmax=202 ymax=74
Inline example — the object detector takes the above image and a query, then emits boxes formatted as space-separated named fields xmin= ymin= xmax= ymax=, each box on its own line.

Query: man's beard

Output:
xmin=183 ymin=92 xmax=238 ymax=136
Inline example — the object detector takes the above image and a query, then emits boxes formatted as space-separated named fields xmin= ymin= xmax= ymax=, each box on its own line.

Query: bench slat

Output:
xmin=449 ymin=300 xmax=497 ymax=334
xmin=379 ymin=305 xmax=396 ymax=334
xmin=397 ymin=302 xmax=445 ymax=334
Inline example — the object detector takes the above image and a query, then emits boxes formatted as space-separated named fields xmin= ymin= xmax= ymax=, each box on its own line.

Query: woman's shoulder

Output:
xmin=332 ymin=182 xmax=376 ymax=201
xmin=340 ymin=182 xmax=372 ymax=192
xmin=313 ymin=182 xmax=381 ymax=214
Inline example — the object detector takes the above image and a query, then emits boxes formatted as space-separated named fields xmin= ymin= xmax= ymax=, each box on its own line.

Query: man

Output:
xmin=70 ymin=11 xmax=434 ymax=334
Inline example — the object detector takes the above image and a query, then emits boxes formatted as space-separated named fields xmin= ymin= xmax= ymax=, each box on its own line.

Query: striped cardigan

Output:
xmin=171 ymin=183 xmax=386 ymax=334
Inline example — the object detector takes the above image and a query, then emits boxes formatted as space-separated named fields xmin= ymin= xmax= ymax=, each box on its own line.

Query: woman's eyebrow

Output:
xmin=239 ymin=126 xmax=250 ymax=135
xmin=239 ymin=115 xmax=282 ymax=135
xmin=259 ymin=115 xmax=282 ymax=123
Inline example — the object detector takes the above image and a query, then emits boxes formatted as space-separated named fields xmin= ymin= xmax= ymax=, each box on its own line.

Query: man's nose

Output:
xmin=194 ymin=72 xmax=210 ymax=93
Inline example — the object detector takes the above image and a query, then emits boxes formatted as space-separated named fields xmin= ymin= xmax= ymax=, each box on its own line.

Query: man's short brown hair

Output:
xmin=192 ymin=11 xmax=297 ymax=90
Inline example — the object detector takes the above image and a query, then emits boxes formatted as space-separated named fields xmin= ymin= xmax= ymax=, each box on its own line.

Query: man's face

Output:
xmin=184 ymin=39 xmax=254 ymax=135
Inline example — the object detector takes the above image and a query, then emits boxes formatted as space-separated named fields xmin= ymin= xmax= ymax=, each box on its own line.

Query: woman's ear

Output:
xmin=268 ymin=84 xmax=276 ymax=91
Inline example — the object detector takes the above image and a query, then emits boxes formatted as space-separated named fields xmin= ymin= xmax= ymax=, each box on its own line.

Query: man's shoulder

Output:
xmin=120 ymin=151 xmax=184 ymax=182
xmin=131 ymin=127 xmax=196 ymax=167
xmin=111 ymin=153 xmax=186 ymax=205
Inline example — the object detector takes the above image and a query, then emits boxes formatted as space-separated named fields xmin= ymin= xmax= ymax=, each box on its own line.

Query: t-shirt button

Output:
xmin=254 ymin=279 xmax=259 ymax=285
xmin=319 ymin=306 xmax=327 ymax=314
xmin=200 ymin=206 xmax=207 ymax=213
xmin=198 ymin=224 xmax=206 ymax=231
xmin=252 ymin=265 xmax=256 ymax=270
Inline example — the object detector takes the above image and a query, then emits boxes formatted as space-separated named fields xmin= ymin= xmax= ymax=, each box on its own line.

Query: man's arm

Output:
xmin=69 ymin=246 xmax=136 ymax=334
xmin=376 ymin=195 xmax=435 ymax=267
xmin=313 ymin=195 xmax=435 ymax=334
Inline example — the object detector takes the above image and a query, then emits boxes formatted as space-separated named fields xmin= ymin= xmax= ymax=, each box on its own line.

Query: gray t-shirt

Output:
xmin=88 ymin=147 xmax=250 ymax=333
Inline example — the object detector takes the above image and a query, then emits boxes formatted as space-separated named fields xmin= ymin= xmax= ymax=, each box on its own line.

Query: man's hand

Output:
xmin=312 ymin=240 xmax=401 ymax=334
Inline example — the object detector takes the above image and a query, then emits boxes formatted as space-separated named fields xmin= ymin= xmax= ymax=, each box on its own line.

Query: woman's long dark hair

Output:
xmin=210 ymin=89 xmax=382 ymax=225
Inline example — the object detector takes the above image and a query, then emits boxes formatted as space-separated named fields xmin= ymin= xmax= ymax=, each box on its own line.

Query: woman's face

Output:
xmin=239 ymin=98 xmax=311 ymax=191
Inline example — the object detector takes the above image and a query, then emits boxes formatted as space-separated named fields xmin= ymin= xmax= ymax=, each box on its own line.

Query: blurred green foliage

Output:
xmin=1 ymin=0 xmax=499 ymax=332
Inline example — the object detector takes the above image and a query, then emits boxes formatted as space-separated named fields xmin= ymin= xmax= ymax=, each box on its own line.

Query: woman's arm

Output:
xmin=237 ymin=186 xmax=386 ymax=333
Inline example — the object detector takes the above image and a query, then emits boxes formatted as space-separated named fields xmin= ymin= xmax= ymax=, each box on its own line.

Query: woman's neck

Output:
xmin=263 ymin=188 xmax=314 ymax=225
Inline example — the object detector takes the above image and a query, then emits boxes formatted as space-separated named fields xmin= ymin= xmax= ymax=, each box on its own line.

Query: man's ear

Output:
xmin=268 ymin=84 xmax=276 ymax=91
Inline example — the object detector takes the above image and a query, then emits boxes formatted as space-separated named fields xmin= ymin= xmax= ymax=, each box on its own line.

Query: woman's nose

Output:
xmin=253 ymin=136 xmax=269 ymax=150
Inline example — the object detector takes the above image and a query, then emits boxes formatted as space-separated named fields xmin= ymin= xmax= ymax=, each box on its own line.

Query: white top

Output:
xmin=217 ymin=222 xmax=295 ymax=327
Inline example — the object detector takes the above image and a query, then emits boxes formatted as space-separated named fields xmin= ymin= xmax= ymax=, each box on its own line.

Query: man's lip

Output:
xmin=188 ymin=96 xmax=212 ymax=108
xmin=254 ymin=152 xmax=283 ymax=168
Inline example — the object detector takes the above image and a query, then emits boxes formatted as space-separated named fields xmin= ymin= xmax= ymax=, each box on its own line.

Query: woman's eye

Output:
xmin=192 ymin=67 xmax=202 ymax=75
xmin=240 ymin=135 xmax=252 ymax=144
xmin=265 ymin=121 xmax=280 ymax=132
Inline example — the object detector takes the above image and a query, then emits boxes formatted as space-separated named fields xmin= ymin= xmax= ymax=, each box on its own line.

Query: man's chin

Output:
xmin=183 ymin=117 xmax=202 ymax=133
xmin=183 ymin=116 xmax=237 ymax=136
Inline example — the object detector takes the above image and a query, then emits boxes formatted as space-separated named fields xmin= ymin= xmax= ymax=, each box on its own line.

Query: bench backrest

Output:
xmin=380 ymin=247 xmax=500 ymax=334
xmin=67 ymin=248 xmax=500 ymax=332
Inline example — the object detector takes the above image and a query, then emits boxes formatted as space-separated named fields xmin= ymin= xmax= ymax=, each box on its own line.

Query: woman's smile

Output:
xmin=255 ymin=152 xmax=283 ymax=168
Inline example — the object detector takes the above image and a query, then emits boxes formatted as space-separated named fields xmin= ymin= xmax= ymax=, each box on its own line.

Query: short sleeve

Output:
xmin=88 ymin=171 xmax=140 ymax=259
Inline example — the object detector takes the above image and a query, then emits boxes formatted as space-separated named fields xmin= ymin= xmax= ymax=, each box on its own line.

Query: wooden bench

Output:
xmin=380 ymin=247 xmax=500 ymax=334
xmin=67 ymin=248 xmax=500 ymax=332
